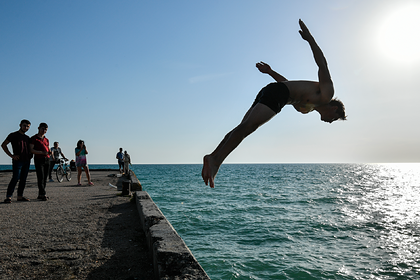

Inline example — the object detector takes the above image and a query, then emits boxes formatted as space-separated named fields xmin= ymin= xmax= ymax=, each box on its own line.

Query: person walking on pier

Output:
xmin=30 ymin=123 xmax=51 ymax=201
xmin=1 ymin=119 xmax=33 ymax=203
xmin=202 ymin=19 xmax=346 ymax=188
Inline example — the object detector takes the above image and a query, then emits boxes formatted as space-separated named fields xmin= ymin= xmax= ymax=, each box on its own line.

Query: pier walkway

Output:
xmin=0 ymin=170 xmax=154 ymax=280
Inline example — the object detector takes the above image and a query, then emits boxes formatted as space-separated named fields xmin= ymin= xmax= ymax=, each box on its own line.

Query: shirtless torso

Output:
xmin=283 ymin=80 xmax=324 ymax=114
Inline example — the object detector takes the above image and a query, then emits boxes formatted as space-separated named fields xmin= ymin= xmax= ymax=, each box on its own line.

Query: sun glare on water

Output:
xmin=377 ymin=4 xmax=420 ymax=63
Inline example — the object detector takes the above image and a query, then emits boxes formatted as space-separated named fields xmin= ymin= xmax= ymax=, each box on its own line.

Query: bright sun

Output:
xmin=377 ymin=4 xmax=420 ymax=63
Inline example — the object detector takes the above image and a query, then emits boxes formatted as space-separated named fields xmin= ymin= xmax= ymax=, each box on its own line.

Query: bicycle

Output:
xmin=56 ymin=159 xmax=72 ymax=182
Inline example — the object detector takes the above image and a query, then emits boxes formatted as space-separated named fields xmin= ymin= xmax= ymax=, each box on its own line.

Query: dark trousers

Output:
xmin=6 ymin=160 xmax=31 ymax=197
xmin=34 ymin=157 xmax=50 ymax=196
xmin=48 ymin=160 xmax=57 ymax=179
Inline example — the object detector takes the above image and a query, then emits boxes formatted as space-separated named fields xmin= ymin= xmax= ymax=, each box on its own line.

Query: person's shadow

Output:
xmin=86 ymin=201 xmax=154 ymax=280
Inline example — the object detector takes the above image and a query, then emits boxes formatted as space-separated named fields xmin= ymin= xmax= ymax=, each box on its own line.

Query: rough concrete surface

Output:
xmin=0 ymin=170 xmax=154 ymax=280
xmin=136 ymin=192 xmax=210 ymax=280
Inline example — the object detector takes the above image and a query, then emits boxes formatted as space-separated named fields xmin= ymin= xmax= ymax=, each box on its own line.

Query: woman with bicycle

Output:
xmin=75 ymin=140 xmax=93 ymax=186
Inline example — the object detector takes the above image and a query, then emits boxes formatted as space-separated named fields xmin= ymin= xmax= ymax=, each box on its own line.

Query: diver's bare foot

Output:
xmin=202 ymin=155 xmax=219 ymax=188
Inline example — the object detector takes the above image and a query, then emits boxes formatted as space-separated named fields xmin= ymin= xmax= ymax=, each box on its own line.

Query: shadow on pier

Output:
xmin=87 ymin=201 xmax=154 ymax=280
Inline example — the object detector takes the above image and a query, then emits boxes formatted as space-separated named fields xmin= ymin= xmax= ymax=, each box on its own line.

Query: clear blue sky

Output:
xmin=1 ymin=0 xmax=420 ymax=164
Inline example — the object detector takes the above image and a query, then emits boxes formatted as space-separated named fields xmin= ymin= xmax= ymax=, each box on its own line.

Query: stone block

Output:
xmin=135 ymin=191 xmax=210 ymax=279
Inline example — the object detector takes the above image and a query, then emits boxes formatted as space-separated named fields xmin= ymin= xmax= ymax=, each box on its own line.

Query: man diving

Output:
xmin=202 ymin=19 xmax=346 ymax=188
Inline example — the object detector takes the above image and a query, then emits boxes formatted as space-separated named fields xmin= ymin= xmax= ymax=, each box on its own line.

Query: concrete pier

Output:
xmin=136 ymin=191 xmax=210 ymax=279
xmin=0 ymin=169 xmax=211 ymax=279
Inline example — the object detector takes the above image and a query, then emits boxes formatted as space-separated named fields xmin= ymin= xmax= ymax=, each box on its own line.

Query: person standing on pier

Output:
xmin=30 ymin=123 xmax=51 ymax=201
xmin=1 ymin=119 xmax=33 ymax=203
xmin=116 ymin=148 xmax=124 ymax=173
xmin=123 ymin=150 xmax=131 ymax=175
xmin=48 ymin=141 xmax=67 ymax=182
xmin=75 ymin=140 xmax=93 ymax=186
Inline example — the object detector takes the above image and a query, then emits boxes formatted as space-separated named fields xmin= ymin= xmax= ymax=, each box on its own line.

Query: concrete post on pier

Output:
xmin=122 ymin=180 xmax=130 ymax=195
xmin=117 ymin=170 xmax=142 ymax=195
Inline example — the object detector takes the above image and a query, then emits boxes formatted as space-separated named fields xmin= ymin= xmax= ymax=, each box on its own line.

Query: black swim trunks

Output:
xmin=251 ymin=82 xmax=290 ymax=114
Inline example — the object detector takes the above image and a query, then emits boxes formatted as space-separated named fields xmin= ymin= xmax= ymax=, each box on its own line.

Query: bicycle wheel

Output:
xmin=65 ymin=166 xmax=72 ymax=181
xmin=56 ymin=166 xmax=64 ymax=182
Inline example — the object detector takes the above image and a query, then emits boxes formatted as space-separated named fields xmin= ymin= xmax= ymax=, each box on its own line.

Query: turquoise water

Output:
xmin=3 ymin=163 xmax=419 ymax=279
xmin=132 ymin=163 xmax=420 ymax=280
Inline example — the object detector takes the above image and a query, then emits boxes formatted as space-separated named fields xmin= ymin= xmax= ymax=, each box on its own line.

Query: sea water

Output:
xmin=2 ymin=163 xmax=419 ymax=279
xmin=132 ymin=163 xmax=420 ymax=280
